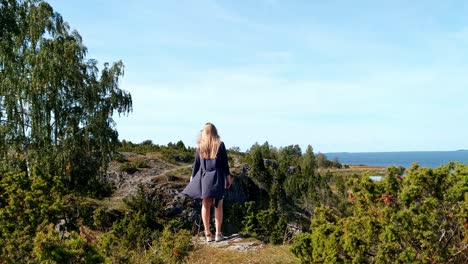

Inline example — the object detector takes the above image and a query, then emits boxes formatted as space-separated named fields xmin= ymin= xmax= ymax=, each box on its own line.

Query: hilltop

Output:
xmin=95 ymin=149 xmax=300 ymax=263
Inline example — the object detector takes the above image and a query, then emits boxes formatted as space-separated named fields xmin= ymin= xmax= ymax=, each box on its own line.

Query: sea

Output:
xmin=325 ymin=151 xmax=468 ymax=169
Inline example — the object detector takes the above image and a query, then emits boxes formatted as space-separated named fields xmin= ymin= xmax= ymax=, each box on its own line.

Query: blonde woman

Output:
xmin=182 ymin=123 xmax=231 ymax=242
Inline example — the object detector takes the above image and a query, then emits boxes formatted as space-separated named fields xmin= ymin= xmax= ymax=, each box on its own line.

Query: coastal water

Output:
xmin=325 ymin=151 xmax=468 ymax=168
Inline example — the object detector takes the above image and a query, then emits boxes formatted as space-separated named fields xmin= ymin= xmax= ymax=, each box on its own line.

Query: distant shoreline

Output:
xmin=347 ymin=164 xmax=387 ymax=169
xmin=327 ymin=150 xmax=467 ymax=154
xmin=325 ymin=150 xmax=468 ymax=169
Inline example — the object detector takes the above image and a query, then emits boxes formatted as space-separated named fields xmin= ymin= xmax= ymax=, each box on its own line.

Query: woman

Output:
xmin=182 ymin=123 xmax=231 ymax=242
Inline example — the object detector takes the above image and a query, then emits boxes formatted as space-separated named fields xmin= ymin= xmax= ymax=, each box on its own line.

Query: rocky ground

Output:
xmin=192 ymin=234 xmax=264 ymax=252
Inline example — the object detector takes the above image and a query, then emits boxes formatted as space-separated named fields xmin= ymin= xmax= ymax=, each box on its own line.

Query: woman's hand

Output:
xmin=225 ymin=175 xmax=231 ymax=189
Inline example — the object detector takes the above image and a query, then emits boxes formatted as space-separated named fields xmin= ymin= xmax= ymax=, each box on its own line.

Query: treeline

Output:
xmin=237 ymin=142 xmax=347 ymax=244
xmin=117 ymin=139 xmax=195 ymax=163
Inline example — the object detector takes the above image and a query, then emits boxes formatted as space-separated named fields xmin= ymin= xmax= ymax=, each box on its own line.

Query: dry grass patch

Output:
xmin=145 ymin=151 xmax=164 ymax=159
xmin=84 ymin=196 xmax=130 ymax=212
xmin=185 ymin=243 xmax=299 ymax=264
xmin=166 ymin=167 xmax=192 ymax=180
xmin=321 ymin=165 xmax=386 ymax=177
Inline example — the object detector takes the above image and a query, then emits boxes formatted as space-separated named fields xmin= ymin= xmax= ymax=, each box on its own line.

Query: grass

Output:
xmin=165 ymin=166 xmax=192 ymax=180
xmin=322 ymin=164 xmax=387 ymax=177
xmin=82 ymin=196 xmax=131 ymax=212
xmin=185 ymin=243 xmax=299 ymax=264
xmin=151 ymin=166 xmax=192 ymax=185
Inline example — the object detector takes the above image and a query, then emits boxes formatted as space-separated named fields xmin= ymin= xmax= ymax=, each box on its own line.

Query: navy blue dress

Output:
xmin=182 ymin=142 xmax=230 ymax=203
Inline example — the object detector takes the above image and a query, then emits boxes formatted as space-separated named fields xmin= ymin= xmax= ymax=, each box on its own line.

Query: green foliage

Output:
xmin=118 ymin=140 xmax=195 ymax=163
xmin=118 ymin=160 xmax=149 ymax=174
xmin=0 ymin=0 xmax=132 ymax=196
xmin=99 ymin=212 xmax=158 ymax=256
xmin=281 ymin=145 xmax=337 ymax=216
xmin=245 ymin=143 xmax=339 ymax=245
xmin=119 ymin=162 xmax=138 ymax=174
xmin=32 ymin=224 xmax=104 ymax=263
xmin=0 ymin=167 xmax=63 ymax=262
xmin=242 ymin=201 xmax=259 ymax=236
xmin=222 ymin=200 xmax=247 ymax=235
xmin=113 ymin=152 xmax=128 ymax=163
xmin=316 ymin=153 xmax=342 ymax=168
xmin=291 ymin=163 xmax=468 ymax=263
xmin=242 ymin=201 xmax=287 ymax=244
xmin=122 ymin=212 xmax=157 ymax=249
xmin=118 ymin=140 xmax=160 ymax=153
xmin=290 ymin=232 xmax=314 ymax=264
xmin=229 ymin=146 xmax=241 ymax=153
xmin=98 ymin=215 xmax=191 ymax=263
xmin=123 ymin=184 xmax=165 ymax=228
xmin=249 ymin=145 xmax=273 ymax=190
xmin=98 ymin=228 xmax=162 ymax=264
xmin=93 ymin=207 xmax=111 ymax=231
xmin=134 ymin=160 xmax=149 ymax=168
xmin=279 ymin=144 xmax=302 ymax=163
xmin=157 ymin=226 xmax=192 ymax=263
xmin=249 ymin=141 xmax=278 ymax=160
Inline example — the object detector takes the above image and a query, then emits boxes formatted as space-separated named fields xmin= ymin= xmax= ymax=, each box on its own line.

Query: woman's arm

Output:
xmin=220 ymin=142 xmax=231 ymax=189
xmin=191 ymin=149 xmax=200 ymax=181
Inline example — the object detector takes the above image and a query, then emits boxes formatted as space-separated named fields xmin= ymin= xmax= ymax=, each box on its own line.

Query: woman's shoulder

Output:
xmin=219 ymin=141 xmax=226 ymax=149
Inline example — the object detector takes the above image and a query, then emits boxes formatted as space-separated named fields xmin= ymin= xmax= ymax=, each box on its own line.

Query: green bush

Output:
xmin=33 ymin=224 xmax=104 ymax=263
xmin=0 ymin=168 xmax=64 ymax=262
xmin=242 ymin=202 xmax=287 ymax=244
xmin=119 ymin=163 xmax=138 ymax=174
xmin=290 ymin=233 xmax=314 ymax=264
xmin=242 ymin=201 xmax=259 ymax=236
xmin=223 ymin=201 xmax=247 ymax=235
xmin=290 ymin=163 xmax=468 ymax=263
xmin=157 ymin=226 xmax=192 ymax=264
xmin=113 ymin=153 xmax=128 ymax=163
xmin=123 ymin=184 xmax=165 ymax=229
xmin=93 ymin=207 xmax=112 ymax=231
xmin=134 ymin=160 xmax=149 ymax=168
xmin=119 ymin=161 xmax=150 ymax=174
xmin=117 ymin=140 xmax=195 ymax=164
xmin=99 ymin=213 xmax=159 ymax=256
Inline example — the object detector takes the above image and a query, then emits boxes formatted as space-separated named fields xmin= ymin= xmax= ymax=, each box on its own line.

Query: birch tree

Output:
xmin=0 ymin=0 xmax=132 ymax=193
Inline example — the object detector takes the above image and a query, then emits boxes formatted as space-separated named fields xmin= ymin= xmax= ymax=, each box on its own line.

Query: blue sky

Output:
xmin=47 ymin=0 xmax=468 ymax=152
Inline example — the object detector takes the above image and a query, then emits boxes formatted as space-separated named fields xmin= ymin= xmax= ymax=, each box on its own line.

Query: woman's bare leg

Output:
xmin=202 ymin=198 xmax=212 ymax=237
xmin=214 ymin=199 xmax=223 ymax=236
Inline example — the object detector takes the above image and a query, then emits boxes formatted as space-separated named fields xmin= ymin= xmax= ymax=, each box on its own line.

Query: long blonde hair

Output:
xmin=198 ymin=123 xmax=221 ymax=159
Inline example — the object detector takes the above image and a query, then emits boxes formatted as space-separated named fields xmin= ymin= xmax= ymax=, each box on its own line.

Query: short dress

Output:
xmin=182 ymin=142 xmax=230 ymax=206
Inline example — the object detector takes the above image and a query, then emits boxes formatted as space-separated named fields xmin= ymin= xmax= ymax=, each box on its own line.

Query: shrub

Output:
xmin=93 ymin=207 xmax=112 ymax=231
xmin=134 ymin=160 xmax=149 ymax=168
xmin=0 ymin=168 xmax=64 ymax=262
xmin=158 ymin=226 xmax=192 ymax=264
xmin=119 ymin=163 xmax=138 ymax=174
xmin=33 ymin=224 xmax=104 ymax=263
xmin=113 ymin=152 xmax=128 ymax=163
xmin=242 ymin=202 xmax=287 ymax=244
xmin=290 ymin=232 xmax=314 ymax=264
xmin=119 ymin=161 xmax=149 ymax=174
xmin=290 ymin=164 xmax=468 ymax=263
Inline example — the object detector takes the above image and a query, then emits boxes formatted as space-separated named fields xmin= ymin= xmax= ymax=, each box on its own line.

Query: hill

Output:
xmin=92 ymin=150 xmax=299 ymax=263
